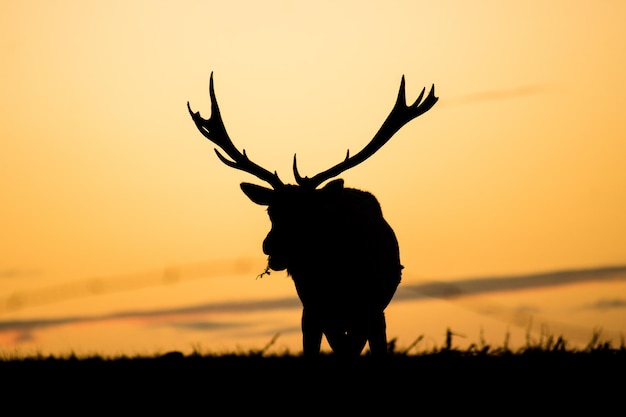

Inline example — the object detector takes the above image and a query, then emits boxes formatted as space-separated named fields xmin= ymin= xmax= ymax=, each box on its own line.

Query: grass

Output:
xmin=2 ymin=326 xmax=623 ymax=360
xmin=1 ymin=329 xmax=624 ymax=413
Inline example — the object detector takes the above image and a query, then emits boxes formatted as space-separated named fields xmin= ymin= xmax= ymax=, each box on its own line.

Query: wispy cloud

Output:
xmin=0 ymin=269 xmax=41 ymax=279
xmin=0 ymin=258 xmax=265 ymax=314
xmin=0 ymin=297 xmax=302 ymax=335
xmin=1 ymin=265 xmax=624 ymax=338
xmin=582 ymin=298 xmax=626 ymax=311
xmin=0 ymin=296 xmax=301 ymax=331
xmin=397 ymin=266 xmax=626 ymax=344
xmin=397 ymin=265 xmax=626 ymax=300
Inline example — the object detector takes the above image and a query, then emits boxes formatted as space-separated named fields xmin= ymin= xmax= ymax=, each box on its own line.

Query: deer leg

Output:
xmin=301 ymin=308 xmax=323 ymax=356
xmin=366 ymin=311 xmax=388 ymax=356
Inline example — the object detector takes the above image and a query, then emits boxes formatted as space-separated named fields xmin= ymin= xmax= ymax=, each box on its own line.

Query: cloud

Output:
xmin=0 ymin=297 xmax=302 ymax=334
xmin=583 ymin=298 xmax=626 ymax=311
xmin=0 ymin=269 xmax=41 ymax=279
xmin=0 ymin=257 xmax=266 ymax=314
xmin=0 ymin=265 xmax=624 ymax=337
xmin=397 ymin=265 xmax=626 ymax=301
xmin=169 ymin=321 xmax=249 ymax=331
xmin=396 ymin=266 xmax=626 ymax=344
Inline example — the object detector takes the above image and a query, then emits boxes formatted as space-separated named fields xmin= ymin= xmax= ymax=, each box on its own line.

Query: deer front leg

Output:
xmin=366 ymin=311 xmax=388 ymax=356
xmin=301 ymin=308 xmax=323 ymax=356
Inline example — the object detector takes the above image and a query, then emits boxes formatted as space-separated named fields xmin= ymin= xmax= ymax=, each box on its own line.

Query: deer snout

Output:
xmin=262 ymin=232 xmax=288 ymax=271
xmin=262 ymin=233 xmax=274 ymax=256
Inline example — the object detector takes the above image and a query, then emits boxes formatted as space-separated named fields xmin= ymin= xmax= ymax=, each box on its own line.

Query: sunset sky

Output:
xmin=1 ymin=1 xmax=625 ymax=356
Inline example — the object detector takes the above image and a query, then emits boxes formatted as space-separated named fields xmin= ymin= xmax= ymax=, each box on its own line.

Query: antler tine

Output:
xmin=294 ymin=76 xmax=438 ymax=188
xmin=188 ymin=72 xmax=284 ymax=189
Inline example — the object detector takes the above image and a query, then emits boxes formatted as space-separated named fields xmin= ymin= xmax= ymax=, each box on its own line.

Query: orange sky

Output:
xmin=1 ymin=1 xmax=625 ymax=355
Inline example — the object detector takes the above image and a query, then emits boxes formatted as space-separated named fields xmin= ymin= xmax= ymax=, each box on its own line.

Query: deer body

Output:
xmin=242 ymin=179 xmax=402 ymax=356
xmin=188 ymin=73 xmax=437 ymax=356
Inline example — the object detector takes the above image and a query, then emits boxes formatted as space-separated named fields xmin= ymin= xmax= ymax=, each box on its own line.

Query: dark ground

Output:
xmin=1 ymin=348 xmax=624 ymax=414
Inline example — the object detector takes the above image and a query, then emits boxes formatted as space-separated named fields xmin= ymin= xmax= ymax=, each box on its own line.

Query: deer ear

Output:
xmin=321 ymin=178 xmax=344 ymax=193
xmin=240 ymin=182 xmax=274 ymax=206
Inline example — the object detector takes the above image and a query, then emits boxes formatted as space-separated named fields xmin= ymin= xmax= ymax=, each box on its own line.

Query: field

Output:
xmin=1 ymin=333 xmax=624 ymax=413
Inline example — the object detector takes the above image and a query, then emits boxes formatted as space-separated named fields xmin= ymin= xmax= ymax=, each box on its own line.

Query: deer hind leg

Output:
xmin=301 ymin=308 xmax=323 ymax=356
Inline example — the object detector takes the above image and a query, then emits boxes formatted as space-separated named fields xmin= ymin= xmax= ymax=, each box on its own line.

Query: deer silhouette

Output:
xmin=188 ymin=73 xmax=438 ymax=356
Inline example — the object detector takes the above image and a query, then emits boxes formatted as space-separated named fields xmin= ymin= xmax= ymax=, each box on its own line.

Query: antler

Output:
xmin=293 ymin=76 xmax=438 ymax=189
xmin=187 ymin=72 xmax=284 ymax=189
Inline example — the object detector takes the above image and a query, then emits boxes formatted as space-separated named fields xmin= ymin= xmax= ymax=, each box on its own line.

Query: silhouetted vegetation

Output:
xmin=2 ymin=330 xmax=624 ymax=413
